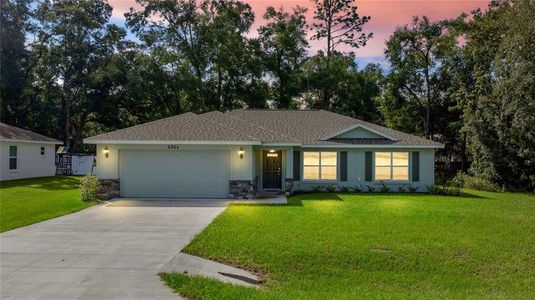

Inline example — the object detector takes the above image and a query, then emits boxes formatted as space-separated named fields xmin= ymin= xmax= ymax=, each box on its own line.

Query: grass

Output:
xmin=0 ymin=176 xmax=93 ymax=232
xmin=161 ymin=191 xmax=535 ymax=299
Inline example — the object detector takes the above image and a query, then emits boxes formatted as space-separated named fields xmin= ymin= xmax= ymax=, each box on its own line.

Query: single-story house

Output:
xmin=1 ymin=122 xmax=62 ymax=180
xmin=84 ymin=110 xmax=444 ymax=198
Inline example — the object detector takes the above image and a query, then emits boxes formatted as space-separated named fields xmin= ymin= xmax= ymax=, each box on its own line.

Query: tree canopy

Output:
xmin=0 ymin=0 xmax=533 ymax=190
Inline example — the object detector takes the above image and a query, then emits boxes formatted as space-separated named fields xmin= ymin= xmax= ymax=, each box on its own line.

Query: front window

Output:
xmin=303 ymin=151 xmax=337 ymax=180
xmin=9 ymin=146 xmax=17 ymax=170
xmin=41 ymin=146 xmax=45 ymax=156
xmin=375 ymin=152 xmax=409 ymax=181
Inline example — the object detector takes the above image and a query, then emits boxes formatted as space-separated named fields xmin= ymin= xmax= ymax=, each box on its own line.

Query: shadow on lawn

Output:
xmin=0 ymin=176 xmax=80 ymax=191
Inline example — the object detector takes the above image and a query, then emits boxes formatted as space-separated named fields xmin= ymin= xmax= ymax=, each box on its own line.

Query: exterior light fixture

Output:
xmin=238 ymin=147 xmax=245 ymax=159
xmin=103 ymin=146 xmax=110 ymax=158
xmin=269 ymin=149 xmax=276 ymax=153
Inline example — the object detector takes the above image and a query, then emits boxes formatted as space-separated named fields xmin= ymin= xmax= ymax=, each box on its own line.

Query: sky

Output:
xmin=108 ymin=0 xmax=489 ymax=68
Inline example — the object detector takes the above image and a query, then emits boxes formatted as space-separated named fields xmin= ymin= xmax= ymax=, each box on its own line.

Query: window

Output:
xmin=9 ymin=146 xmax=17 ymax=170
xmin=375 ymin=152 xmax=409 ymax=181
xmin=40 ymin=146 xmax=45 ymax=156
xmin=303 ymin=151 xmax=337 ymax=180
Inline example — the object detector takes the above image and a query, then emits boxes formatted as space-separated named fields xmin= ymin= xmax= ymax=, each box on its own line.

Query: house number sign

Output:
xmin=167 ymin=145 xmax=180 ymax=150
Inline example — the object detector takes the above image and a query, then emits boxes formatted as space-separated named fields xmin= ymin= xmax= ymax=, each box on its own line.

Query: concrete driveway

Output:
xmin=0 ymin=200 xmax=227 ymax=299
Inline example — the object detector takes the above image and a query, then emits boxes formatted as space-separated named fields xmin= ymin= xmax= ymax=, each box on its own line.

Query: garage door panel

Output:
xmin=119 ymin=150 xmax=230 ymax=198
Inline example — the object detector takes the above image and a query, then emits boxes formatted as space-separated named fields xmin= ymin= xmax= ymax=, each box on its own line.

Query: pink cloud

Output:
xmin=109 ymin=0 xmax=489 ymax=57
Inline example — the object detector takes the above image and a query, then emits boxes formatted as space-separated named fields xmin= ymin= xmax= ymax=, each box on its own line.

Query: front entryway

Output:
xmin=262 ymin=150 xmax=282 ymax=189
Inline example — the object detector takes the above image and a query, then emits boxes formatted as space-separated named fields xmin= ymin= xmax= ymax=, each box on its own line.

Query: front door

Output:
xmin=262 ymin=150 xmax=282 ymax=189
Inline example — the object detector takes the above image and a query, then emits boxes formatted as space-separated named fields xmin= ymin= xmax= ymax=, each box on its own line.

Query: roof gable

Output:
xmin=321 ymin=124 xmax=398 ymax=141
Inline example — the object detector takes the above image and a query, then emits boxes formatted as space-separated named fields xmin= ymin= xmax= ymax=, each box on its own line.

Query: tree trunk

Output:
xmin=424 ymin=54 xmax=431 ymax=140
xmin=194 ymin=66 xmax=207 ymax=111
xmin=217 ymin=67 xmax=223 ymax=111
xmin=322 ymin=10 xmax=333 ymax=110
xmin=461 ymin=133 xmax=467 ymax=172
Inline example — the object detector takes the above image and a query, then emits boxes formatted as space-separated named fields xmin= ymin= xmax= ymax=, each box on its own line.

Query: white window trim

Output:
xmin=9 ymin=145 xmax=18 ymax=171
xmin=374 ymin=151 xmax=410 ymax=182
xmin=303 ymin=151 xmax=338 ymax=181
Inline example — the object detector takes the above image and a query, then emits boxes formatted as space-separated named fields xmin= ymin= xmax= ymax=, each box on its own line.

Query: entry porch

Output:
xmin=229 ymin=146 xmax=295 ymax=199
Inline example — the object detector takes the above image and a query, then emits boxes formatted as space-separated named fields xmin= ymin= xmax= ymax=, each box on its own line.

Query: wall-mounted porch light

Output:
xmin=238 ymin=147 xmax=245 ymax=159
xmin=103 ymin=146 xmax=110 ymax=158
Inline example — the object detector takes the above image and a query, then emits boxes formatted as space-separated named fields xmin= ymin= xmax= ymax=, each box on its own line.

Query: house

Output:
xmin=84 ymin=110 xmax=444 ymax=198
xmin=0 ymin=123 xmax=62 ymax=180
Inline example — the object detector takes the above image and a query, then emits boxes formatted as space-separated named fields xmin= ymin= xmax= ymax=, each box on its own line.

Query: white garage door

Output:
xmin=119 ymin=149 xmax=230 ymax=198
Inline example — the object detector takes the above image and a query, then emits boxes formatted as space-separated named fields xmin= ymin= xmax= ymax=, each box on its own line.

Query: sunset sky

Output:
xmin=108 ymin=0 xmax=489 ymax=68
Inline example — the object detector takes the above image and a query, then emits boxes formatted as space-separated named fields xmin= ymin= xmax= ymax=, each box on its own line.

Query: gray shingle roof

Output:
xmin=0 ymin=122 xmax=62 ymax=143
xmin=84 ymin=112 xmax=260 ymax=142
xmin=228 ymin=110 xmax=443 ymax=147
xmin=85 ymin=110 xmax=443 ymax=147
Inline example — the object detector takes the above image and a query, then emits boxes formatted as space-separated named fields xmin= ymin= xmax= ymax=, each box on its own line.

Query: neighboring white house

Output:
xmin=0 ymin=123 xmax=62 ymax=181
xmin=84 ymin=110 xmax=444 ymax=198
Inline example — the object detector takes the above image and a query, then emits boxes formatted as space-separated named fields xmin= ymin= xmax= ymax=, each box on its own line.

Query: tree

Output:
xmin=126 ymin=0 xmax=255 ymax=111
xmin=31 ymin=0 xmax=126 ymax=150
xmin=302 ymin=53 xmax=381 ymax=122
xmin=380 ymin=16 xmax=457 ymax=140
xmin=258 ymin=6 xmax=308 ymax=108
xmin=457 ymin=0 xmax=535 ymax=190
xmin=0 ymin=0 xmax=33 ymax=127
xmin=309 ymin=0 xmax=372 ymax=108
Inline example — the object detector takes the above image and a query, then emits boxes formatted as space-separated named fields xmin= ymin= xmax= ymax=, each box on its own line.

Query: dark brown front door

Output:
xmin=263 ymin=150 xmax=282 ymax=189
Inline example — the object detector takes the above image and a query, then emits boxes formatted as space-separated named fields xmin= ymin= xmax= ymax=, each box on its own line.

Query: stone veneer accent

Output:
xmin=285 ymin=178 xmax=294 ymax=195
xmin=98 ymin=179 xmax=120 ymax=200
xmin=229 ymin=177 xmax=258 ymax=199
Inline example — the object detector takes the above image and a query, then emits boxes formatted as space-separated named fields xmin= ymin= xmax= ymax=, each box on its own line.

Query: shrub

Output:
xmin=353 ymin=186 xmax=362 ymax=193
xmin=325 ymin=185 xmax=336 ymax=193
xmin=408 ymin=185 xmax=417 ymax=193
xmin=426 ymin=184 xmax=462 ymax=196
xmin=426 ymin=185 xmax=445 ymax=195
xmin=451 ymin=172 xmax=501 ymax=192
xmin=366 ymin=185 xmax=376 ymax=192
xmin=311 ymin=186 xmax=323 ymax=193
xmin=379 ymin=181 xmax=390 ymax=193
xmin=398 ymin=186 xmax=406 ymax=193
xmin=80 ymin=175 xmax=99 ymax=201
xmin=339 ymin=186 xmax=350 ymax=193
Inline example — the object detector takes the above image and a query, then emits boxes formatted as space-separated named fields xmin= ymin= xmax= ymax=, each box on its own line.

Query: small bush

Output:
xmin=339 ymin=186 xmax=350 ymax=193
xmin=366 ymin=185 xmax=376 ymax=192
xmin=398 ymin=186 xmax=406 ymax=193
xmin=311 ymin=186 xmax=323 ymax=193
xmin=426 ymin=185 xmax=445 ymax=195
xmin=408 ymin=185 xmax=417 ymax=193
xmin=80 ymin=175 xmax=99 ymax=201
xmin=379 ymin=181 xmax=390 ymax=193
xmin=451 ymin=172 xmax=500 ymax=192
xmin=353 ymin=186 xmax=362 ymax=193
xmin=426 ymin=184 xmax=462 ymax=196
xmin=325 ymin=185 xmax=336 ymax=193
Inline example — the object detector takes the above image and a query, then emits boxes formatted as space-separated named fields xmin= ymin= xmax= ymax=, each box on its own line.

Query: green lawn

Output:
xmin=161 ymin=191 xmax=535 ymax=299
xmin=0 ymin=176 xmax=93 ymax=232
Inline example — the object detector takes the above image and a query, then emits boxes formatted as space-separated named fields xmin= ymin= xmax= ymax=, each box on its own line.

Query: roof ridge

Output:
xmin=86 ymin=112 xmax=197 ymax=140
xmin=196 ymin=112 xmax=260 ymax=141
xmin=221 ymin=111 xmax=300 ymax=143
